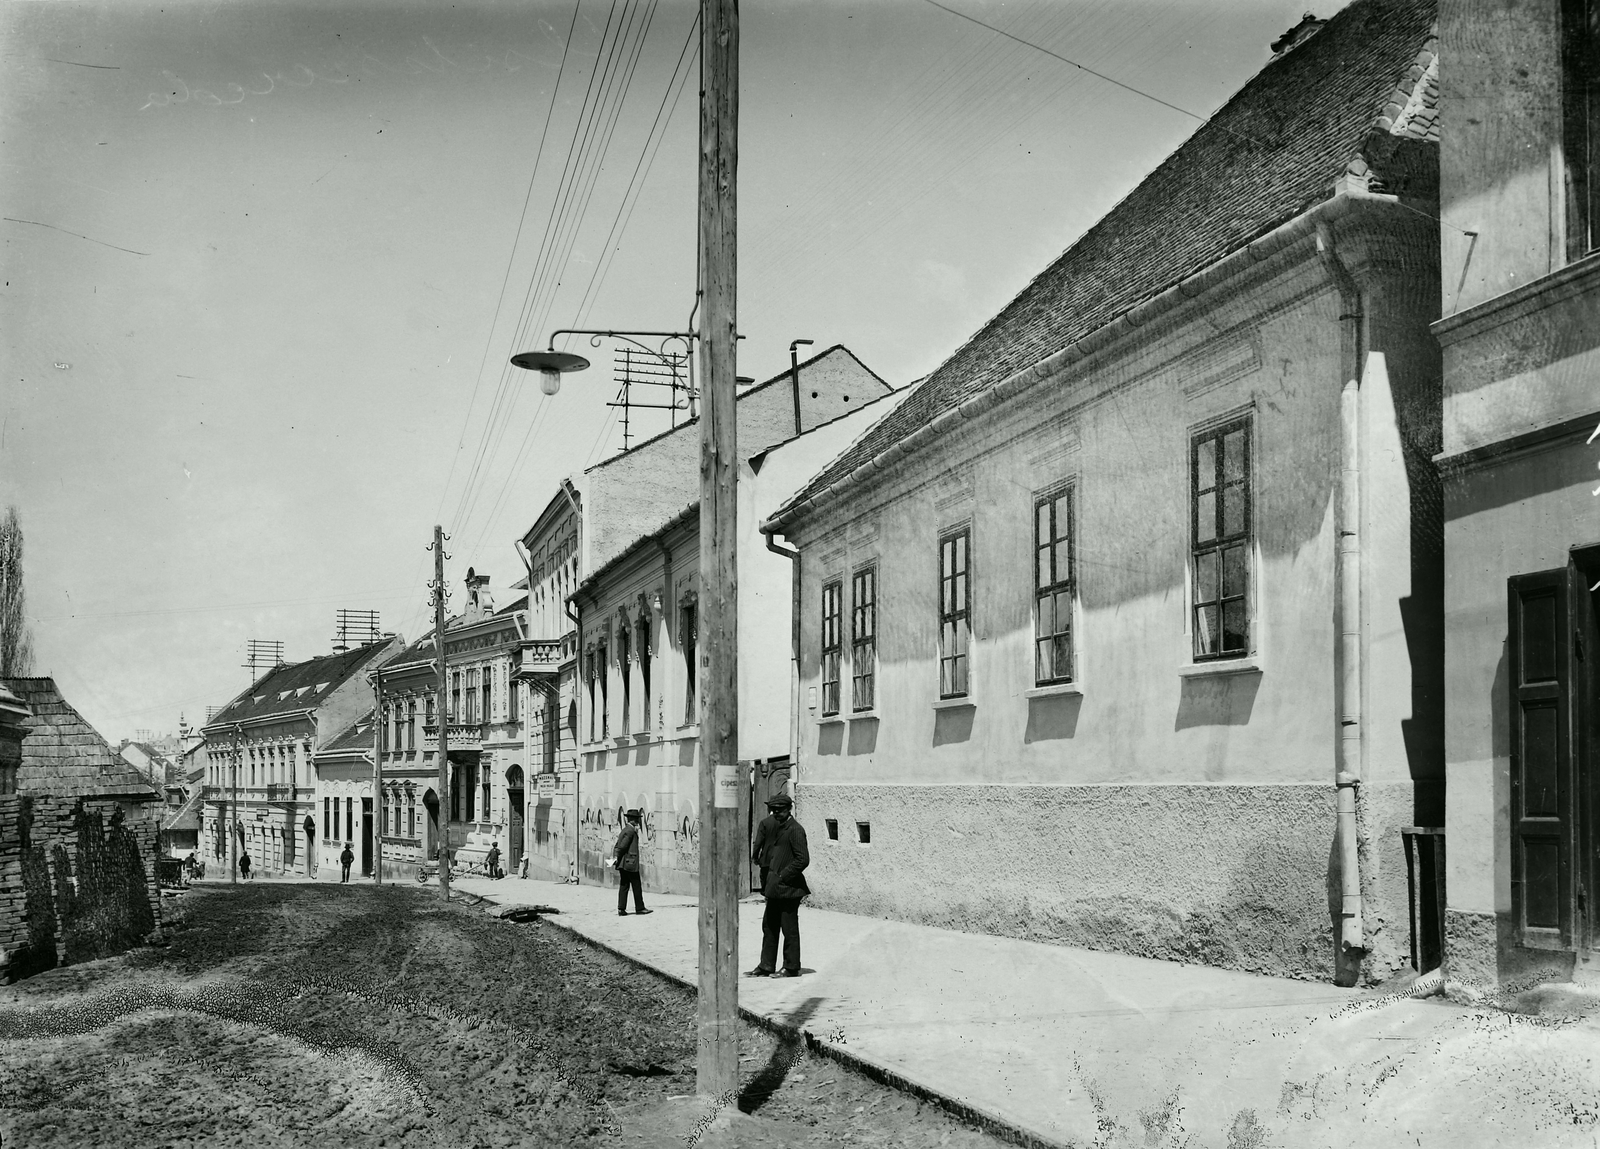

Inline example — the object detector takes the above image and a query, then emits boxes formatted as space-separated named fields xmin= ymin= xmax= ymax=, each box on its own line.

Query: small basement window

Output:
xmin=825 ymin=818 xmax=839 ymax=841
xmin=856 ymin=821 xmax=871 ymax=845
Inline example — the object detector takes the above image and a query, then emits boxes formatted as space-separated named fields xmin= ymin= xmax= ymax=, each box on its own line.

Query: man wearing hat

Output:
xmin=613 ymin=808 xmax=652 ymax=916
xmin=747 ymin=793 xmax=809 ymax=977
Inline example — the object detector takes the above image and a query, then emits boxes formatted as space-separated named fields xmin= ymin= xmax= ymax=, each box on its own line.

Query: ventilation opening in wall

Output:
xmin=825 ymin=818 xmax=839 ymax=841
xmin=856 ymin=821 xmax=870 ymax=845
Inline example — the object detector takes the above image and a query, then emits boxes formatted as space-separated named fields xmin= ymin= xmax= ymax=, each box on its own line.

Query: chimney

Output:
xmin=1270 ymin=12 xmax=1324 ymax=57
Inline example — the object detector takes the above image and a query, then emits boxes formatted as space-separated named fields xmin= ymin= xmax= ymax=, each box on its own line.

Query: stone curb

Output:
xmin=523 ymin=909 xmax=1070 ymax=1149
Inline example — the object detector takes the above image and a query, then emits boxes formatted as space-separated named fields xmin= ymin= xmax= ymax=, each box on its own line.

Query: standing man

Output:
xmin=751 ymin=804 xmax=779 ymax=894
xmin=339 ymin=842 xmax=354 ymax=883
xmin=747 ymin=794 xmax=808 ymax=978
xmin=614 ymin=809 xmax=652 ymax=916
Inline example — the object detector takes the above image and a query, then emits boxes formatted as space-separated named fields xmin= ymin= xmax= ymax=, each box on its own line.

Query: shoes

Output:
xmin=618 ymin=911 xmax=628 ymax=916
xmin=773 ymin=969 xmax=802 ymax=978
xmin=745 ymin=967 xmax=774 ymax=977
xmin=636 ymin=908 xmax=654 ymax=915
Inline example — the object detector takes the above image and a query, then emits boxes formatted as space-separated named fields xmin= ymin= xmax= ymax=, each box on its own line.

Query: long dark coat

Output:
xmin=751 ymin=814 xmax=779 ymax=868
xmin=762 ymin=818 xmax=810 ymax=900
xmin=614 ymin=823 xmax=641 ymax=871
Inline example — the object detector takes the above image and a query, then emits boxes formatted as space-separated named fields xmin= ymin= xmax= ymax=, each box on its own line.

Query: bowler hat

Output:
xmin=625 ymin=808 xmax=643 ymax=820
xmin=765 ymin=794 xmax=793 ymax=809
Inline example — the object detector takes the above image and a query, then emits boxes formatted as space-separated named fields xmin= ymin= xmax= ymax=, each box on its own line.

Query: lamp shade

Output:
xmin=510 ymin=349 xmax=590 ymax=397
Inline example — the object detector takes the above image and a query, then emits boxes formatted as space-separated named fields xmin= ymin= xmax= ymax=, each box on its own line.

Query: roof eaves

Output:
xmin=762 ymin=190 xmax=1416 ymax=536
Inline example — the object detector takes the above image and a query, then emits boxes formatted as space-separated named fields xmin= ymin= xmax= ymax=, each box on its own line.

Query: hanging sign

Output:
xmin=714 ymin=762 xmax=740 ymax=809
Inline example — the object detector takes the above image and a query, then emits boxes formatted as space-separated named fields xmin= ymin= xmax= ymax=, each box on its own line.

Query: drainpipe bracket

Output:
xmin=1335 ymin=772 xmax=1361 ymax=788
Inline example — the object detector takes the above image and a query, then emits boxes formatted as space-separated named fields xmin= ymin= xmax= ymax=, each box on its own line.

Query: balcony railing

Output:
xmin=422 ymin=722 xmax=483 ymax=752
xmin=518 ymin=638 xmax=564 ymax=678
xmin=265 ymin=783 xmax=297 ymax=802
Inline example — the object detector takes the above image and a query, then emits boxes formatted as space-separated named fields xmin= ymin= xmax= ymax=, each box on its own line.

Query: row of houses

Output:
xmin=192 ymin=0 xmax=1598 ymax=993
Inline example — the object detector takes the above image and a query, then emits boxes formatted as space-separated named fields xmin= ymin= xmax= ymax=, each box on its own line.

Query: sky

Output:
xmin=1 ymin=0 xmax=1348 ymax=740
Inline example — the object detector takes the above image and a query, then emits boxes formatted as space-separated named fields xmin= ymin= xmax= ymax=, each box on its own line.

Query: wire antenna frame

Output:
xmin=332 ymin=609 xmax=382 ymax=653
xmin=243 ymin=639 xmax=286 ymax=681
xmin=608 ymin=344 xmax=692 ymax=451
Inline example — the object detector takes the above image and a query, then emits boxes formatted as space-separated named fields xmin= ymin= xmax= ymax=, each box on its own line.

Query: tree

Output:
xmin=2 ymin=505 xmax=36 ymax=677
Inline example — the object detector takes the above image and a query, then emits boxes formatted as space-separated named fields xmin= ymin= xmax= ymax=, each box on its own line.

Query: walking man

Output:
xmin=614 ymin=808 xmax=652 ymax=916
xmin=339 ymin=842 xmax=354 ymax=883
xmin=748 ymin=793 xmax=808 ymax=978
xmin=239 ymin=851 xmax=252 ymax=880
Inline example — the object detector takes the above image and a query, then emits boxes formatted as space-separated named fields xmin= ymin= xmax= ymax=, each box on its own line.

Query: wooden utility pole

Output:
xmin=373 ymin=668 xmax=384 ymax=885
xmin=432 ymin=524 xmax=451 ymax=902
xmin=696 ymin=0 xmax=740 ymax=1099
xmin=230 ymin=725 xmax=240 ymax=885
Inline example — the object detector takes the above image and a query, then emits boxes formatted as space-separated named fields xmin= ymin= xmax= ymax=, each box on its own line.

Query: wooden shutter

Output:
xmin=1570 ymin=560 xmax=1600 ymax=949
xmin=1508 ymin=569 xmax=1573 ymax=948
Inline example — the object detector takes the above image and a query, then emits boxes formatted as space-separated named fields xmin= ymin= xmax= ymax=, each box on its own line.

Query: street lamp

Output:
xmin=509 ymin=349 xmax=590 ymax=396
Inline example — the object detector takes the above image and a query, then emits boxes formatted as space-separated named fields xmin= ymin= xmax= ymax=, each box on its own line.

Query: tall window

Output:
xmin=597 ymin=637 xmax=610 ymax=738
xmin=821 ymin=581 xmax=843 ymax=716
xmin=481 ymin=778 xmax=491 ymax=822
xmin=425 ymin=696 xmax=435 ymax=731
xmin=682 ymin=602 xmax=698 ymax=724
xmin=406 ymin=700 xmax=416 ymax=750
xmin=465 ymin=669 xmax=479 ymax=724
xmin=345 ymin=796 xmax=353 ymax=843
xmin=618 ymin=625 xmax=633 ymax=733
xmin=851 ymin=567 xmax=877 ymax=711
xmin=481 ymin=668 xmax=493 ymax=724
xmin=407 ymin=792 xmax=416 ymax=838
xmin=586 ymin=646 xmax=599 ymax=741
xmin=450 ymin=672 xmax=461 ymax=722
xmin=1191 ymin=417 xmax=1251 ymax=660
xmin=637 ymin=613 xmax=652 ymax=730
xmin=1034 ymin=486 xmax=1076 ymax=685
xmin=1564 ymin=0 xmax=1600 ymax=258
xmin=323 ymin=796 xmax=331 ymax=839
xmin=508 ymin=678 xmax=519 ymax=723
xmin=938 ymin=529 xmax=971 ymax=698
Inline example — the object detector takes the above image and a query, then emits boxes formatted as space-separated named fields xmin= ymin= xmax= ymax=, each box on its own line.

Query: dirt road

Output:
xmin=0 ymin=882 xmax=1008 ymax=1148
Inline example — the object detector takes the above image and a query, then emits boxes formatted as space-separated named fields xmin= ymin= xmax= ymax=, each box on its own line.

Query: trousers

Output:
xmin=617 ymin=867 xmax=644 ymax=912
xmin=760 ymin=896 xmax=803 ymax=973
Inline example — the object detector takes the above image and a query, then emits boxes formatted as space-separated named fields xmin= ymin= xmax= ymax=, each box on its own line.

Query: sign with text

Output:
xmin=536 ymin=773 xmax=557 ymax=798
xmin=713 ymin=762 xmax=740 ymax=809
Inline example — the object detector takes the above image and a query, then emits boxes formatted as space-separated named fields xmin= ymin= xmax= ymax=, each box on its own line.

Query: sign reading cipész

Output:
xmin=713 ymin=762 xmax=740 ymax=809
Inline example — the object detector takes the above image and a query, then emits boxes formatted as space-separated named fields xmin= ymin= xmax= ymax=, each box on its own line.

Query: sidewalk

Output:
xmin=444 ymin=874 xmax=1600 ymax=1148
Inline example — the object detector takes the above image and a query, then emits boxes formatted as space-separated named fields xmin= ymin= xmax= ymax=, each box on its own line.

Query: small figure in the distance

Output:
xmin=339 ymin=842 xmax=354 ymax=883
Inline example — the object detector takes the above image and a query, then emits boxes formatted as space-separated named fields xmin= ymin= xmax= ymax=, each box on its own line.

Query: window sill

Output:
xmin=1024 ymin=682 xmax=1082 ymax=699
xmin=817 ymin=714 xmax=846 ymax=725
xmin=848 ymin=709 xmax=879 ymax=721
xmin=1177 ymin=658 xmax=1262 ymax=679
xmin=932 ymin=696 xmax=974 ymax=711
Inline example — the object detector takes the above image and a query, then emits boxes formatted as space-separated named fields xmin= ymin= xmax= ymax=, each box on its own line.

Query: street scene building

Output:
xmin=200 ymin=638 xmax=402 ymax=877
xmin=372 ymin=577 xmax=530 ymax=880
xmin=16 ymin=0 xmax=1600 ymax=1143
xmin=1435 ymin=0 xmax=1600 ymax=989
xmin=565 ymin=346 xmax=899 ymax=895
xmin=764 ymin=0 xmax=1443 ymax=986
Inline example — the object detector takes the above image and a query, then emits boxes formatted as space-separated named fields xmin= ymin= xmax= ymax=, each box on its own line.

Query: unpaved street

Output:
xmin=0 ymin=883 xmax=1008 ymax=1148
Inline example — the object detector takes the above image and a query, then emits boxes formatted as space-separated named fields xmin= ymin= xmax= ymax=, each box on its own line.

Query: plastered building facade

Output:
xmin=1435 ymin=0 xmax=1600 ymax=988
xmin=764 ymin=0 xmax=1445 ymax=985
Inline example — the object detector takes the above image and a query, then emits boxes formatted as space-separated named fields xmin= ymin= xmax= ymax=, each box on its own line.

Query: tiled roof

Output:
xmin=774 ymin=0 xmax=1438 ymax=524
xmin=164 ymin=783 xmax=206 ymax=832
xmin=4 ymin=677 xmax=161 ymax=800
xmin=204 ymin=641 xmax=393 ymax=728
xmin=317 ymin=710 xmax=376 ymax=757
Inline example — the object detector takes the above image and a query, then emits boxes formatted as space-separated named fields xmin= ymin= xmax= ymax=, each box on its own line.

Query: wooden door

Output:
xmin=1572 ymin=559 xmax=1600 ymax=950
xmin=749 ymin=757 xmax=792 ymax=890
xmin=508 ymin=788 xmax=525 ymax=872
xmin=361 ymin=798 xmax=374 ymax=877
xmin=1508 ymin=565 xmax=1599 ymax=949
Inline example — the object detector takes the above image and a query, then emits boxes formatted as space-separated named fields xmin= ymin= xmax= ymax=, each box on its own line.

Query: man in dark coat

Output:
xmin=339 ymin=842 xmax=354 ymax=883
xmin=751 ymin=808 xmax=780 ymax=893
xmin=748 ymin=794 xmax=808 ymax=977
xmin=614 ymin=809 xmax=652 ymax=916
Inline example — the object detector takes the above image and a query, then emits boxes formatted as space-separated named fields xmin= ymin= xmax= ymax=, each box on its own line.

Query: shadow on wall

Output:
xmin=7 ymin=798 xmax=158 ymax=981
xmin=846 ymin=717 xmax=878 ymax=755
xmin=1025 ymin=693 xmax=1081 ymax=742
xmin=932 ymin=703 xmax=975 ymax=747
xmin=1174 ymin=672 xmax=1260 ymax=731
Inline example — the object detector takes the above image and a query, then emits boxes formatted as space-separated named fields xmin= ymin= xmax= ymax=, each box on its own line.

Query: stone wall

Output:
xmin=0 ymin=792 xmax=162 ymax=981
